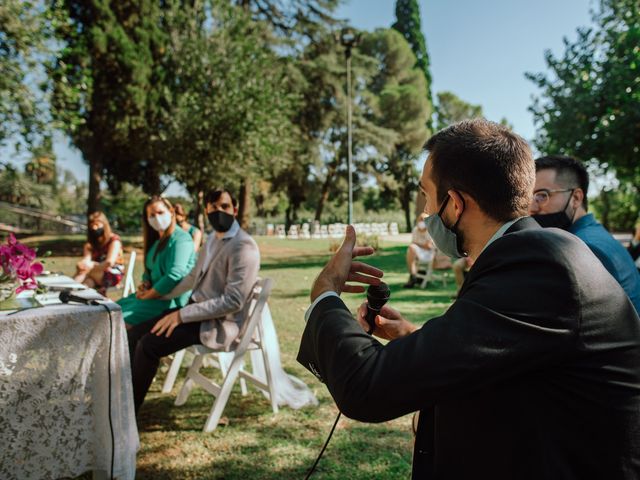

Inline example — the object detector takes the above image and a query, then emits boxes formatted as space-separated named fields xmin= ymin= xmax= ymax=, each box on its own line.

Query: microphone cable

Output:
xmin=97 ymin=301 xmax=116 ymax=480
xmin=304 ymin=411 xmax=342 ymax=479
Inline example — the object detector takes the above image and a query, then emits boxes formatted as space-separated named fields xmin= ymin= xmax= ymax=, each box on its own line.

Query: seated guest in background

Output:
xmin=127 ymin=188 xmax=260 ymax=412
xmin=74 ymin=211 xmax=125 ymax=294
xmin=403 ymin=215 xmax=435 ymax=288
xmin=118 ymin=196 xmax=196 ymax=327
xmin=174 ymin=202 xmax=203 ymax=252
xmin=530 ymin=155 xmax=640 ymax=313
xmin=629 ymin=221 xmax=640 ymax=272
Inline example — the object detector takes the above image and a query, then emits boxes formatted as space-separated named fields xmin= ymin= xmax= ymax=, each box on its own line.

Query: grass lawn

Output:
xmin=24 ymin=234 xmax=456 ymax=479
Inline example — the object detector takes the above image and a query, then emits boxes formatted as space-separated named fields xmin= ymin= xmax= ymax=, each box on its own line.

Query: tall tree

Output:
xmin=162 ymin=2 xmax=297 ymax=229
xmin=49 ymin=0 xmax=168 ymax=214
xmin=361 ymin=28 xmax=430 ymax=231
xmin=392 ymin=0 xmax=433 ymax=116
xmin=527 ymin=0 xmax=640 ymax=227
xmin=235 ymin=0 xmax=340 ymax=39
xmin=435 ymin=91 xmax=483 ymax=130
xmin=0 ymin=0 xmax=49 ymax=147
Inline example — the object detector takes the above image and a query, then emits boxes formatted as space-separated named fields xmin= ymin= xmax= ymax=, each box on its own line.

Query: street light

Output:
xmin=338 ymin=27 xmax=361 ymax=226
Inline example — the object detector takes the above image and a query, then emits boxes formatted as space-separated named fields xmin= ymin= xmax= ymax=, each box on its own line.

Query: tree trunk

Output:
xmin=402 ymin=187 xmax=412 ymax=233
xmin=600 ymin=188 xmax=610 ymax=231
xmin=315 ymin=162 xmax=337 ymax=222
xmin=87 ymin=156 xmax=102 ymax=216
xmin=195 ymin=190 xmax=205 ymax=233
xmin=238 ymin=177 xmax=252 ymax=230
xmin=142 ymin=161 xmax=162 ymax=195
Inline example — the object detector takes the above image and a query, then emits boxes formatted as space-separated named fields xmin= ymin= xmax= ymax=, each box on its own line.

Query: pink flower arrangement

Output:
xmin=0 ymin=234 xmax=44 ymax=294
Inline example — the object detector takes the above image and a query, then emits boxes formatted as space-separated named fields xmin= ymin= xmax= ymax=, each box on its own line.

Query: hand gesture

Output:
xmin=310 ymin=225 xmax=383 ymax=302
xmin=356 ymin=303 xmax=417 ymax=341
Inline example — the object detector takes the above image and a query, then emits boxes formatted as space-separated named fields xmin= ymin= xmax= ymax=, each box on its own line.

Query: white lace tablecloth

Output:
xmin=0 ymin=302 xmax=139 ymax=479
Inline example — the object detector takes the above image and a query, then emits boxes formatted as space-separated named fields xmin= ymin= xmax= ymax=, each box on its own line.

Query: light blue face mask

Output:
xmin=423 ymin=195 xmax=466 ymax=258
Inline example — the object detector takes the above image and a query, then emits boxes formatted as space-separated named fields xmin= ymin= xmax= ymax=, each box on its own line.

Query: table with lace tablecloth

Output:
xmin=0 ymin=300 xmax=139 ymax=480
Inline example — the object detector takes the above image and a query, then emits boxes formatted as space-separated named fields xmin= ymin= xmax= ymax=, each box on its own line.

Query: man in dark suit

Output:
xmin=298 ymin=119 xmax=640 ymax=479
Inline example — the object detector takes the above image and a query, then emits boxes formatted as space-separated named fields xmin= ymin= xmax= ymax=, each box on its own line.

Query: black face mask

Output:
xmin=532 ymin=194 xmax=575 ymax=230
xmin=89 ymin=227 xmax=104 ymax=241
xmin=208 ymin=211 xmax=235 ymax=233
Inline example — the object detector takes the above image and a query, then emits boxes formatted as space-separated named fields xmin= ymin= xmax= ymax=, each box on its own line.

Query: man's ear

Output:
xmin=447 ymin=190 xmax=466 ymax=219
xmin=572 ymin=188 xmax=585 ymax=209
xmin=233 ymin=206 xmax=239 ymax=217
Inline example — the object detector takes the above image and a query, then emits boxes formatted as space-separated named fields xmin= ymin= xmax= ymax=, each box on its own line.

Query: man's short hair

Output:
xmin=534 ymin=155 xmax=589 ymax=210
xmin=204 ymin=187 xmax=238 ymax=207
xmin=425 ymin=118 xmax=535 ymax=222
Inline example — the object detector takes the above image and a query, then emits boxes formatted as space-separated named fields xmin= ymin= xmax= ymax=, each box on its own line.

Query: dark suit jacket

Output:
xmin=298 ymin=217 xmax=640 ymax=479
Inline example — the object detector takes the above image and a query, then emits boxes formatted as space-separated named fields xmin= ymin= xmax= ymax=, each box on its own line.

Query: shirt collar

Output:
xmin=221 ymin=220 xmax=240 ymax=240
xmin=569 ymin=212 xmax=596 ymax=233
xmin=480 ymin=217 xmax=523 ymax=254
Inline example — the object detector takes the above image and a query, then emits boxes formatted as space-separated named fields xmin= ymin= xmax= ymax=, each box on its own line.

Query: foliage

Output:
xmin=590 ymin=181 xmax=640 ymax=232
xmin=527 ymin=0 xmax=640 ymax=224
xmin=392 ymin=0 xmax=433 ymax=109
xmin=360 ymin=28 xmax=431 ymax=231
xmin=234 ymin=0 xmax=340 ymax=40
xmin=0 ymin=0 xmax=49 ymax=147
xmin=0 ymin=165 xmax=51 ymax=208
xmin=49 ymin=0 xmax=170 ymax=213
xmin=435 ymin=91 xmax=483 ymax=130
xmin=161 ymin=2 xmax=298 ymax=225
xmin=101 ymin=183 xmax=148 ymax=233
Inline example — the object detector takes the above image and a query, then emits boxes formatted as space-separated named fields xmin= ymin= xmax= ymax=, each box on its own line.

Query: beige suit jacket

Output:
xmin=165 ymin=223 xmax=260 ymax=350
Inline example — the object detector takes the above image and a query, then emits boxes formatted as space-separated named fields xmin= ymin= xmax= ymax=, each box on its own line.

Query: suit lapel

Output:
xmin=194 ymin=233 xmax=238 ymax=288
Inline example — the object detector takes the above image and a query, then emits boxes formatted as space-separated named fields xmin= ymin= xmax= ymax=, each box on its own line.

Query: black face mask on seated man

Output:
xmin=532 ymin=195 xmax=576 ymax=230
xmin=208 ymin=211 xmax=235 ymax=233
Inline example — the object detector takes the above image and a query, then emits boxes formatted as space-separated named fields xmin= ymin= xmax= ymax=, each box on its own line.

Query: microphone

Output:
xmin=59 ymin=290 xmax=101 ymax=306
xmin=365 ymin=282 xmax=390 ymax=335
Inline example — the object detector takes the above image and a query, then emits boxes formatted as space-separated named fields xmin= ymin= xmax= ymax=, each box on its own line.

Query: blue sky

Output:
xmin=7 ymin=0 xmax=596 ymax=189
xmin=337 ymin=0 xmax=594 ymax=141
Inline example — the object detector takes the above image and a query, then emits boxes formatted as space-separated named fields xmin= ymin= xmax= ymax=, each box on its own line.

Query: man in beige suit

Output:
xmin=127 ymin=187 xmax=260 ymax=412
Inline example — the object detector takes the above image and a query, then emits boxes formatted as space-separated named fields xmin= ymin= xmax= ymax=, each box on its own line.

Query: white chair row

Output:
xmin=270 ymin=222 xmax=402 ymax=239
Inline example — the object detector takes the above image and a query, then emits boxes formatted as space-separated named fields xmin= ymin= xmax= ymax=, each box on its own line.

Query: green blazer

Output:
xmin=118 ymin=227 xmax=196 ymax=325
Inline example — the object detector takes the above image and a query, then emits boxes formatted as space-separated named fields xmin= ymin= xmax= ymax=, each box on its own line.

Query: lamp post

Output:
xmin=339 ymin=27 xmax=360 ymax=225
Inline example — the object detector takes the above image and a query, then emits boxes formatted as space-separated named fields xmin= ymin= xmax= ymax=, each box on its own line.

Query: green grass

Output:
xmin=27 ymin=235 xmax=456 ymax=479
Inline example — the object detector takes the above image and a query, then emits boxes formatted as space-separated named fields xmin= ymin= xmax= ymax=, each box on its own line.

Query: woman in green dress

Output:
xmin=118 ymin=196 xmax=196 ymax=326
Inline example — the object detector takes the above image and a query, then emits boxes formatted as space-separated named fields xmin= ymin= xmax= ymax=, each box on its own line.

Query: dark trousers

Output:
xmin=127 ymin=308 xmax=201 ymax=413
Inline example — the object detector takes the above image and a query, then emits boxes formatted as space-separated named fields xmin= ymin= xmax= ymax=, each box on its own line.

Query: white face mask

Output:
xmin=148 ymin=212 xmax=172 ymax=232
xmin=417 ymin=221 xmax=427 ymax=230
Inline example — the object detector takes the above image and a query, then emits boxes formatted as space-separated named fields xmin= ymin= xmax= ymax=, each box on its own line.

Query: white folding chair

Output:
xmin=105 ymin=250 xmax=136 ymax=298
xmin=122 ymin=250 xmax=136 ymax=297
xmin=415 ymin=248 xmax=449 ymax=288
xmin=173 ymin=278 xmax=277 ymax=432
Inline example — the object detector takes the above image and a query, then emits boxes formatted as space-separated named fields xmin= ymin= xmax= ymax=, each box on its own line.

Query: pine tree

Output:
xmin=392 ymin=0 xmax=433 ymax=109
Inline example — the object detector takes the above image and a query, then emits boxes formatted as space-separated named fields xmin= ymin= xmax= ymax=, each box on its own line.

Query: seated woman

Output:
xmin=74 ymin=211 xmax=125 ymax=293
xmin=174 ymin=203 xmax=203 ymax=252
xmin=118 ymin=196 xmax=196 ymax=327
xmin=403 ymin=215 xmax=436 ymax=288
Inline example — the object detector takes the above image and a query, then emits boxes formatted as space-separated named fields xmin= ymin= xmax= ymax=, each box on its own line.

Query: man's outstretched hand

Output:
xmin=310 ymin=225 xmax=384 ymax=302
